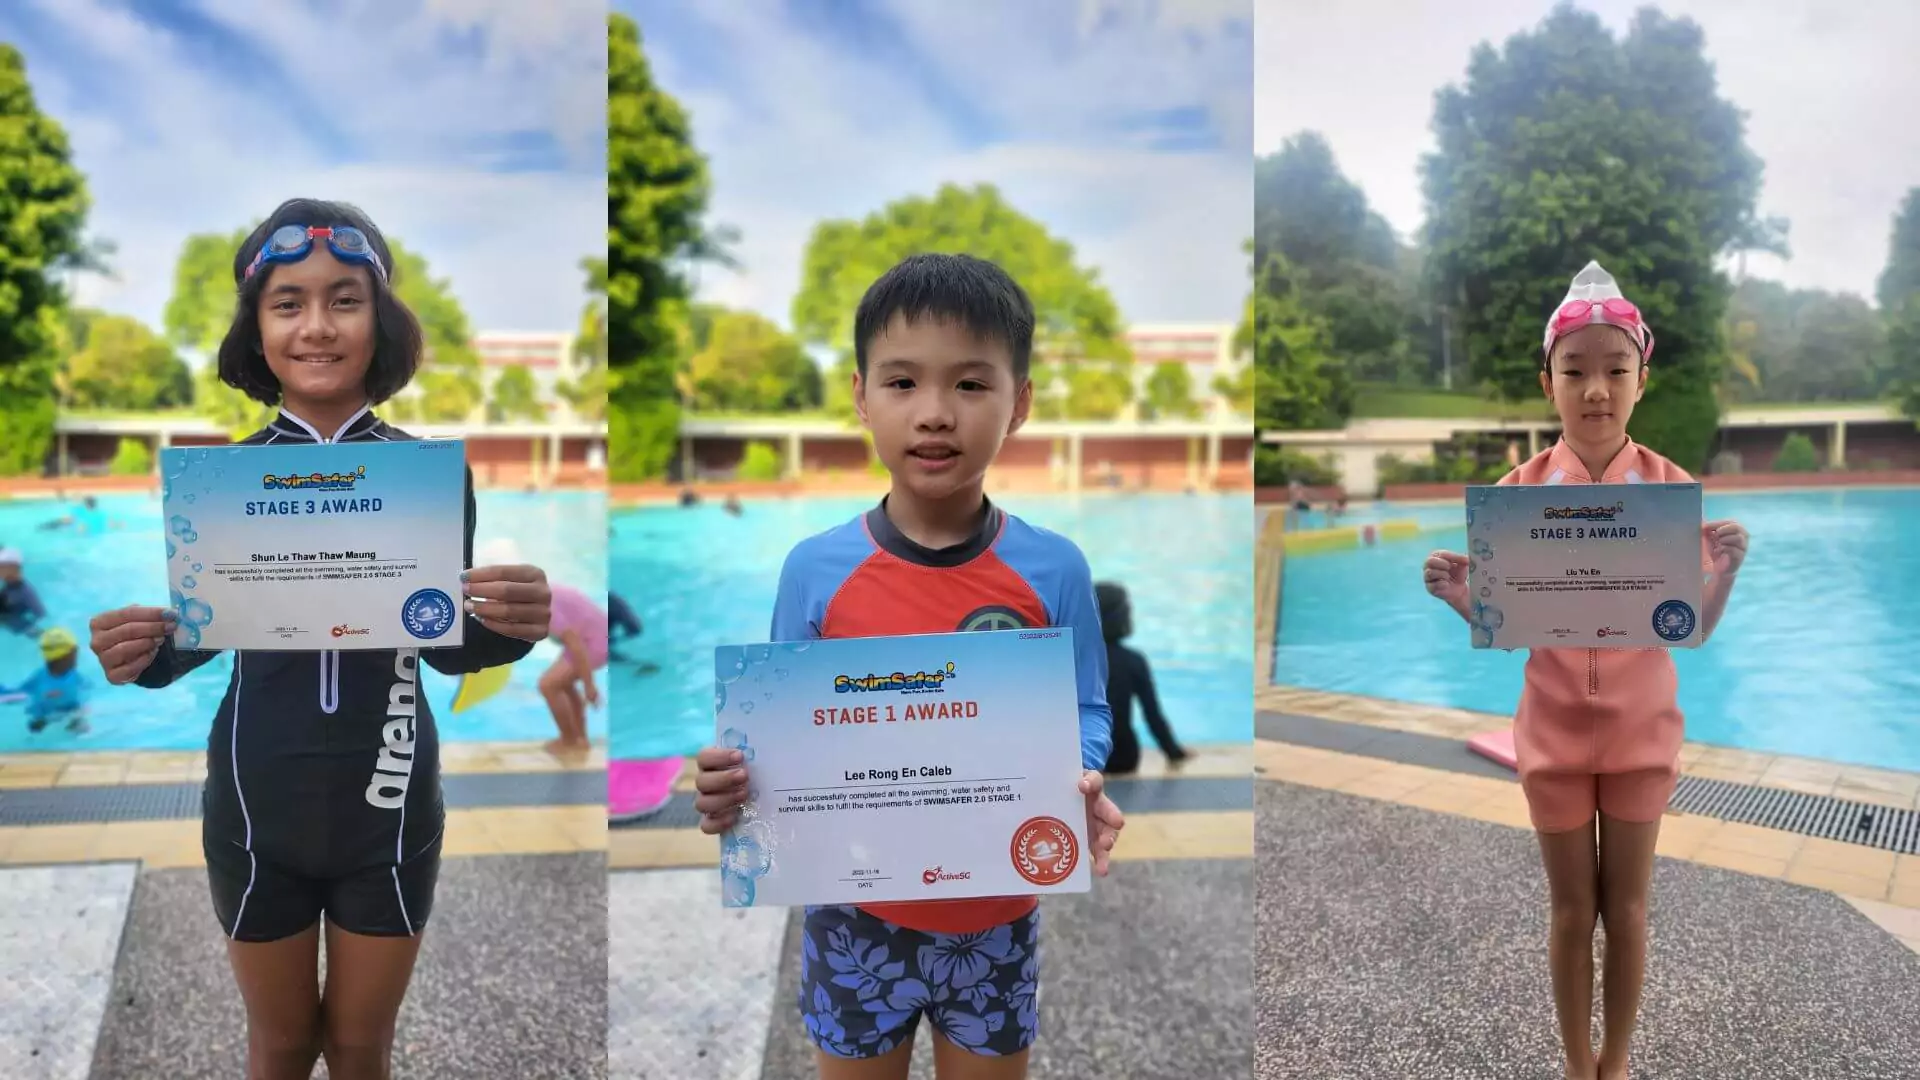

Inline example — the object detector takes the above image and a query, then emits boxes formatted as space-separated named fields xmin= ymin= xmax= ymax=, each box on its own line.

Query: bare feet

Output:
xmin=543 ymin=737 xmax=589 ymax=756
xmin=1567 ymin=1058 xmax=1599 ymax=1080
xmin=1598 ymin=1054 xmax=1628 ymax=1080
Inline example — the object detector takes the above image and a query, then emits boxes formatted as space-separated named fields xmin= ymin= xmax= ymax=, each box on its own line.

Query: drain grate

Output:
xmin=1670 ymin=774 xmax=1920 ymax=856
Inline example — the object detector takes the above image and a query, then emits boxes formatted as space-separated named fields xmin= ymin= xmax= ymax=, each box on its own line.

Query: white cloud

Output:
xmin=1255 ymin=0 xmax=1920 ymax=299
xmin=639 ymin=0 xmax=1251 ymax=329
xmin=14 ymin=0 xmax=603 ymax=339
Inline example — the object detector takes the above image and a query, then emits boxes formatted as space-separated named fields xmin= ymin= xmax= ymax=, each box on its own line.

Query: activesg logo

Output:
xmin=922 ymin=865 xmax=972 ymax=886
xmin=332 ymin=624 xmax=371 ymax=638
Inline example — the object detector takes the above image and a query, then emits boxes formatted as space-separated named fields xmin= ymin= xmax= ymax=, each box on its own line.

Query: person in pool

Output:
xmin=0 ymin=548 xmax=47 ymax=636
xmin=85 ymin=199 xmax=553 ymax=1080
xmin=606 ymin=592 xmax=641 ymax=662
xmin=1423 ymin=261 xmax=1748 ymax=1080
xmin=3 ymin=626 xmax=90 ymax=734
xmin=1094 ymin=581 xmax=1188 ymax=775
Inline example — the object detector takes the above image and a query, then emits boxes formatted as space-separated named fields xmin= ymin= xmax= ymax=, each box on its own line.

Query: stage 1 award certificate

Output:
xmin=713 ymin=628 xmax=1091 ymax=909
xmin=158 ymin=440 xmax=468 ymax=652
xmin=1464 ymin=481 xmax=1705 ymax=651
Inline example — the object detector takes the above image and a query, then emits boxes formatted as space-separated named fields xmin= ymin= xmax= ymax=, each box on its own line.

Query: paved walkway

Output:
xmin=1255 ymin=694 xmax=1920 ymax=1078
xmin=609 ymin=747 xmax=1253 ymax=1079
xmin=0 ymin=740 xmax=608 ymax=1079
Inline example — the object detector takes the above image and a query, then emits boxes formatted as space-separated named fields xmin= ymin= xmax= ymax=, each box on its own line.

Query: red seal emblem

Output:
xmin=1009 ymin=815 xmax=1078 ymax=886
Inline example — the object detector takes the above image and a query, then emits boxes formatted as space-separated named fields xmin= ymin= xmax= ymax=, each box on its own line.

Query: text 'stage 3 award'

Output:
xmin=158 ymin=441 xmax=468 ymax=652
xmin=1464 ymin=482 xmax=1705 ymax=651
xmin=712 ymin=628 xmax=1092 ymax=908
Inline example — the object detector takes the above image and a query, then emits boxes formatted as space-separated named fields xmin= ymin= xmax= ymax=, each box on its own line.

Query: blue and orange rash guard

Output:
xmin=770 ymin=498 xmax=1114 ymax=935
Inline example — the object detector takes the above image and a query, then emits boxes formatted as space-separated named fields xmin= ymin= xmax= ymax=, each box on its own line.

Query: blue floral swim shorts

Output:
xmin=798 ymin=904 xmax=1041 ymax=1059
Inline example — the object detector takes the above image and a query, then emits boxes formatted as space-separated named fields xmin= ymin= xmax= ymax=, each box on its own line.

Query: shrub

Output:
xmin=1254 ymin=445 xmax=1338 ymax=487
xmin=109 ymin=437 xmax=152 ymax=476
xmin=1772 ymin=432 xmax=1820 ymax=473
xmin=736 ymin=441 xmax=784 ymax=481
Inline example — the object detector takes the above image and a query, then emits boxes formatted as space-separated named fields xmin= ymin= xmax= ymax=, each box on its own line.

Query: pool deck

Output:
xmin=608 ymin=745 xmax=1254 ymax=1079
xmin=1255 ymin=686 xmax=1920 ymax=1076
xmin=0 ymin=740 xmax=609 ymax=1079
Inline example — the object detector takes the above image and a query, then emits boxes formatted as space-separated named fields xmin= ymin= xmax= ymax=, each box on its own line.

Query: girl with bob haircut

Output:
xmin=87 ymin=198 xmax=557 ymax=1080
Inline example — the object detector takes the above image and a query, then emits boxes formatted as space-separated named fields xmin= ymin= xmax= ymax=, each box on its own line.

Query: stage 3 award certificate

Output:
xmin=158 ymin=440 xmax=468 ymax=652
xmin=1464 ymin=481 xmax=1705 ymax=651
xmin=712 ymin=628 xmax=1091 ymax=909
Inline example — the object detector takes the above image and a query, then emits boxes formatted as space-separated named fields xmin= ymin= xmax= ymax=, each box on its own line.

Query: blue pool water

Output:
xmin=1275 ymin=487 xmax=1920 ymax=771
xmin=610 ymin=493 xmax=1253 ymax=760
xmin=0 ymin=491 xmax=605 ymax=752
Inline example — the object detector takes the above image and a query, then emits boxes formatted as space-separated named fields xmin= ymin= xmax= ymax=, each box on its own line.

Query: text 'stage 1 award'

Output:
xmin=1464 ymin=482 xmax=1705 ymax=651
xmin=712 ymin=628 xmax=1091 ymax=909
xmin=158 ymin=440 xmax=468 ymax=652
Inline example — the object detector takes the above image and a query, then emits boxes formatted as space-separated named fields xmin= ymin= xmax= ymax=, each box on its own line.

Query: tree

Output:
xmin=1142 ymin=361 xmax=1200 ymax=420
xmin=0 ymin=46 xmax=93 ymax=475
xmin=1880 ymin=190 xmax=1920 ymax=418
xmin=684 ymin=308 xmax=821 ymax=412
xmin=1214 ymin=364 xmax=1254 ymax=416
xmin=1253 ymin=252 xmax=1351 ymax=430
xmin=164 ymin=227 xmax=485 ymax=427
xmin=62 ymin=311 xmax=192 ymax=410
xmin=108 ymin=437 xmax=152 ymax=476
xmin=790 ymin=183 xmax=1134 ymax=419
xmin=1256 ymin=133 xmax=1424 ymax=385
xmin=1720 ymin=278 xmax=1886 ymax=404
xmin=487 ymin=365 xmax=547 ymax=424
xmin=608 ymin=12 xmax=725 ymax=481
xmin=1420 ymin=5 xmax=1779 ymax=471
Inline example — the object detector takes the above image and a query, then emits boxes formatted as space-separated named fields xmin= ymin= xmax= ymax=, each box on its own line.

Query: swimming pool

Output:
xmin=0 ymin=491 xmax=605 ymax=752
xmin=610 ymin=493 xmax=1253 ymax=760
xmin=1274 ymin=486 xmax=1920 ymax=772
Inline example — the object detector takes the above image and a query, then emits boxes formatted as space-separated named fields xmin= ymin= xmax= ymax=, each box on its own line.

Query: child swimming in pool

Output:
xmin=1422 ymin=262 xmax=1749 ymax=1080
xmin=3 ymin=627 xmax=90 ymax=734
xmin=0 ymin=548 xmax=47 ymax=637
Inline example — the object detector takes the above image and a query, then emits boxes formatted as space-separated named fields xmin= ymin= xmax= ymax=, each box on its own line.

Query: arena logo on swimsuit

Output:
xmin=364 ymin=649 xmax=418 ymax=809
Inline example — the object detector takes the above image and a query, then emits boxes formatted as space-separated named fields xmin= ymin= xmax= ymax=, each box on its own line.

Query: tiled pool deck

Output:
xmin=608 ymin=745 xmax=1255 ymax=1079
xmin=0 ymin=740 xmax=609 ymax=1079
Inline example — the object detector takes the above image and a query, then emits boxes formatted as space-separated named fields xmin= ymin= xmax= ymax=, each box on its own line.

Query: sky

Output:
xmin=624 ymin=0 xmax=1253 ymax=329
xmin=0 ymin=0 xmax=605 ymax=346
xmin=1256 ymin=0 xmax=1920 ymax=301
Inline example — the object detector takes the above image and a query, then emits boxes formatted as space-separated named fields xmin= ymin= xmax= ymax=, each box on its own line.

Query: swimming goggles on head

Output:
xmin=1542 ymin=261 xmax=1655 ymax=362
xmin=242 ymin=224 xmax=389 ymax=285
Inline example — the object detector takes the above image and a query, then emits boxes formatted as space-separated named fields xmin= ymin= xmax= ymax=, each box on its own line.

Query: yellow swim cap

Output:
xmin=39 ymin=626 xmax=78 ymax=659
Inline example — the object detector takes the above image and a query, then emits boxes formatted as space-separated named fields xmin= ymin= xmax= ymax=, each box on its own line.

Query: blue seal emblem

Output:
xmin=403 ymin=588 xmax=458 ymax=640
xmin=1652 ymin=599 xmax=1696 ymax=642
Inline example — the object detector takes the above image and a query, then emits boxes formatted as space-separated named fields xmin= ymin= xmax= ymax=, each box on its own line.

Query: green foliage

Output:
xmin=61 ymin=311 xmax=192 ymax=410
xmin=1142 ymin=362 xmax=1199 ymax=420
xmin=1720 ymin=278 xmax=1887 ymax=403
xmin=610 ymin=391 xmax=679 ymax=483
xmin=685 ymin=308 xmax=822 ymax=412
xmin=107 ymin=437 xmax=152 ymax=476
xmin=0 ymin=46 xmax=92 ymax=475
xmin=1881 ymin=193 xmax=1920 ymax=420
xmin=1772 ymin=431 xmax=1820 ymax=473
xmin=789 ymin=183 xmax=1133 ymax=416
xmin=1255 ymin=134 xmax=1429 ymax=386
xmin=1253 ymin=445 xmax=1337 ymax=487
xmin=736 ymin=441 xmax=784 ymax=481
xmin=1419 ymin=6 xmax=1777 ymax=467
xmin=163 ymin=229 xmax=250 ymax=353
xmin=1628 ymin=366 xmax=1721 ymax=473
xmin=487 ymin=366 xmax=547 ymax=424
xmin=194 ymin=363 xmax=274 ymax=439
xmin=1252 ymin=252 xmax=1352 ymax=430
xmin=1212 ymin=363 xmax=1254 ymax=417
xmin=608 ymin=12 xmax=721 ymax=478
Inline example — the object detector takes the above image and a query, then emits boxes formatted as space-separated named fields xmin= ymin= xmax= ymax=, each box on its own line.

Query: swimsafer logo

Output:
xmin=832 ymin=661 xmax=957 ymax=694
xmin=263 ymin=465 xmax=367 ymax=491
xmin=1543 ymin=501 xmax=1625 ymax=522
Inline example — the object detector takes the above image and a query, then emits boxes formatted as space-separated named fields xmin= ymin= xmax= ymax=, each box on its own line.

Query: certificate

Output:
xmin=712 ymin=628 xmax=1091 ymax=909
xmin=158 ymin=440 xmax=468 ymax=652
xmin=1464 ymin=482 xmax=1704 ymax=651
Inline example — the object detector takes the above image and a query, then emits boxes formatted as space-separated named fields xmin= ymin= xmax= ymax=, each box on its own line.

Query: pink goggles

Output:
xmin=1544 ymin=297 xmax=1654 ymax=362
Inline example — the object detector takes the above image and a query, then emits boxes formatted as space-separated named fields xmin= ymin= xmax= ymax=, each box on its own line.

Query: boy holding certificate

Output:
xmin=693 ymin=254 xmax=1125 ymax=1078
xmin=1423 ymin=262 xmax=1750 ymax=1080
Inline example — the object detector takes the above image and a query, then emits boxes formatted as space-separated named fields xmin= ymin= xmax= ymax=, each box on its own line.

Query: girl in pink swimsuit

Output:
xmin=541 ymin=583 xmax=608 ymax=752
xmin=1423 ymin=262 xmax=1750 ymax=1080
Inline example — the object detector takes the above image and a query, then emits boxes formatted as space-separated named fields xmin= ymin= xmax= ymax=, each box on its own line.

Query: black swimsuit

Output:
xmin=135 ymin=408 xmax=533 ymax=942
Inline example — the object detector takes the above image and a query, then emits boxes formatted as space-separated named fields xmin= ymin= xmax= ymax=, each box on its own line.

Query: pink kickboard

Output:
xmin=608 ymin=756 xmax=683 ymax=818
xmin=1467 ymin=727 xmax=1518 ymax=771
